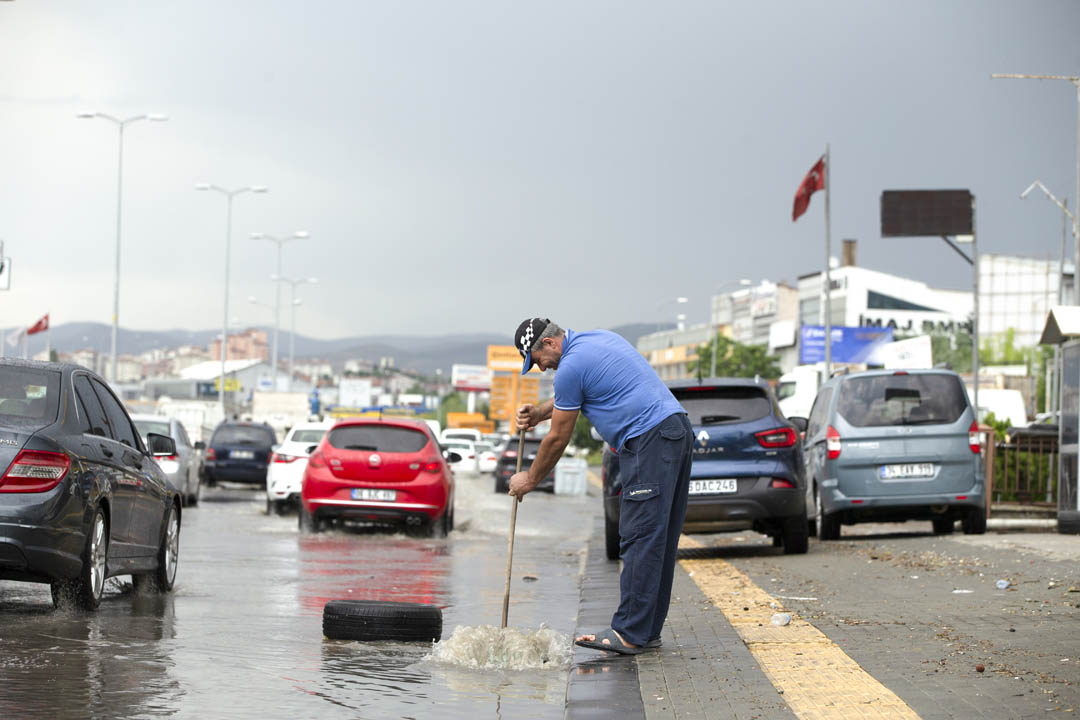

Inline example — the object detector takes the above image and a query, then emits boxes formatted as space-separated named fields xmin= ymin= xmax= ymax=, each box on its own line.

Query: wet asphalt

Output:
xmin=0 ymin=471 xmax=601 ymax=719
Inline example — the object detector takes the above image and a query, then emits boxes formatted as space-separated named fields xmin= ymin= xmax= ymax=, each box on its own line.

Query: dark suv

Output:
xmin=204 ymin=421 xmax=278 ymax=486
xmin=601 ymin=378 xmax=808 ymax=559
xmin=493 ymin=435 xmax=555 ymax=493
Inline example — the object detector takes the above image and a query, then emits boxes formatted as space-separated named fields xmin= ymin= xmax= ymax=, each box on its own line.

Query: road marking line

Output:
xmin=678 ymin=536 xmax=920 ymax=720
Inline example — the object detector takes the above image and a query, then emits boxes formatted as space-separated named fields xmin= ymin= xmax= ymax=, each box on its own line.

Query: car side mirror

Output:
xmin=147 ymin=433 xmax=177 ymax=457
xmin=789 ymin=417 xmax=808 ymax=433
xmin=589 ymin=427 xmax=603 ymax=442
xmin=306 ymin=444 xmax=318 ymax=455
xmin=445 ymin=451 xmax=462 ymax=464
xmin=194 ymin=441 xmax=206 ymax=451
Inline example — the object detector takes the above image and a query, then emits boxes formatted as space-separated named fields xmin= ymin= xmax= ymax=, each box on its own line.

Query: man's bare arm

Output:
xmin=527 ymin=407 xmax=578 ymax=486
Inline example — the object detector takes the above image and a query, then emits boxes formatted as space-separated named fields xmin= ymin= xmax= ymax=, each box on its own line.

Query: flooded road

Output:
xmin=0 ymin=472 xmax=600 ymax=719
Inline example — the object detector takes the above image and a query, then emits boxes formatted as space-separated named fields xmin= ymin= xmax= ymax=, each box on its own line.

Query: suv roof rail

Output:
xmin=830 ymin=366 xmax=851 ymax=378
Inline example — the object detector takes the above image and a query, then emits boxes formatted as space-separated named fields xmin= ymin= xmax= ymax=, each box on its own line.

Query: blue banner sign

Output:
xmin=799 ymin=325 xmax=894 ymax=365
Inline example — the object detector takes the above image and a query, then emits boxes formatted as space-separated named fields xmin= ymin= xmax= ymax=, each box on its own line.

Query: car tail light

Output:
xmin=308 ymin=451 xmax=326 ymax=469
xmin=826 ymin=425 xmax=841 ymax=460
xmin=205 ymin=447 xmax=216 ymax=461
xmin=272 ymin=453 xmax=299 ymax=463
xmin=755 ymin=428 xmax=797 ymax=448
xmin=969 ymin=421 xmax=981 ymax=454
xmin=467 ymin=454 xmax=475 ymax=459
xmin=770 ymin=478 xmax=795 ymax=489
xmin=423 ymin=460 xmax=441 ymax=473
xmin=157 ymin=454 xmax=179 ymax=462
xmin=0 ymin=450 xmax=70 ymax=493
xmin=502 ymin=450 xmax=517 ymax=459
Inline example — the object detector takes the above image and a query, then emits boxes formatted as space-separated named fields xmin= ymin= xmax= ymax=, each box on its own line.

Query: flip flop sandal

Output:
xmin=574 ymin=628 xmax=643 ymax=655
xmin=644 ymin=638 xmax=662 ymax=649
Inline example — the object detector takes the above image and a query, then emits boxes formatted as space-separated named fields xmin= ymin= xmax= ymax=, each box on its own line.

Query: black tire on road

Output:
xmin=187 ymin=479 xmax=200 ymax=507
xmin=815 ymin=489 xmax=841 ymax=541
xmin=299 ymin=505 xmax=323 ymax=533
xmin=134 ymin=502 xmax=180 ymax=594
xmin=604 ymin=508 xmax=620 ymax=561
xmin=961 ymin=507 xmax=987 ymax=535
xmin=494 ymin=476 xmax=508 ymax=494
xmin=781 ymin=515 xmax=809 ymax=554
xmin=323 ymin=600 xmax=442 ymax=642
xmin=932 ymin=517 xmax=955 ymax=534
xmin=52 ymin=506 xmax=108 ymax=610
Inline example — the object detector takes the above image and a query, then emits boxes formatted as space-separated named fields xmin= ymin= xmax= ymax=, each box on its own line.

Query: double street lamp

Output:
xmin=272 ymin=275 xmax=318 ymax=391
xmin=195 ymin=184 xmax=268 ymax=419
xmin=76 ymin=111 xmax=169 ymax=384
xmin=251 ymin=231 xmax=309 ymax=391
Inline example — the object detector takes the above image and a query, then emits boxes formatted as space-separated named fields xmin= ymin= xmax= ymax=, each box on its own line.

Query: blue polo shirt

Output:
xmin=553 ymin=329 xmax=685 ymax=451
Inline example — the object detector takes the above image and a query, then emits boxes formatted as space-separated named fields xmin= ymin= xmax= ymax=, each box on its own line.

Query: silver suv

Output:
xmin=802 ymin=369 xmax=986 ymax=539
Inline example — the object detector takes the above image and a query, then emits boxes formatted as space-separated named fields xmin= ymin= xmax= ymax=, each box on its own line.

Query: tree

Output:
xmin=689 ymin=334 xmax=781 ymax=380
xmin=572 ymin=414 xmax=603 ymax=452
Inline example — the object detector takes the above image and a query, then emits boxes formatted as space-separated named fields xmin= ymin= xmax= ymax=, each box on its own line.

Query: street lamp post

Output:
xmin=195 ymin=184 xmax=268 ymax=420
xmin=251 ymin=231 xmax=309 ymax=391
xmin=655 ymin=297 xmax=689 ymax=332
xmin=76 ymin=111 xmax=168 ymax=383
xmin=274 ymin=276 xmax=318 ymax=391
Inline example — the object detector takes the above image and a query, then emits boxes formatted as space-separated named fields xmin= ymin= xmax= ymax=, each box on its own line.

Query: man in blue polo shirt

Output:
xmin=508 ymin=317 xmax=693 ymax=655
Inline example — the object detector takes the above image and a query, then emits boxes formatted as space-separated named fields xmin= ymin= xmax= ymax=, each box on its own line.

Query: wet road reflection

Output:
xmin=0 ymin=472 xmax=599 ymax=718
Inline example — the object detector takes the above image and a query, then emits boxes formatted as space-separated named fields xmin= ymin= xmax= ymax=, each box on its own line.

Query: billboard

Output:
xmin=338 ymin=378 xmax=373 ymax=408
xmin=799 ymin=325 xmax=894 ymax=365
xmin=451 ymin=364 xmax=492 ymax=392
xmin=881 ymin=190 xmax=973 ymax=237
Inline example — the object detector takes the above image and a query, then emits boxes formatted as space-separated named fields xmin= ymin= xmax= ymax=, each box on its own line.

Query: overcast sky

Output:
xmin=1 ymin=1 xmax=1078 ymax=340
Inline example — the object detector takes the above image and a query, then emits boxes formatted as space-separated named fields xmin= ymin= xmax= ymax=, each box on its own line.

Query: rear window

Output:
xmin=671 ymin=386 xmax=771 ymax=425
xmin=0 ymin=367 xmax=59 ymax=422
xmin=523 ymin=439 xmax=543 ymax=453
xmin=329 ymin=425 xmax=429 ymax=453
xmin=289 ymin=429 xmax=326 ymax=444
xmin=836 ymin=374 xmax=968 ymax=427
xmin=134 ymin=420 xmax=170 ymax=445
xmin=213 ymin=425 xmax=276 ymax=445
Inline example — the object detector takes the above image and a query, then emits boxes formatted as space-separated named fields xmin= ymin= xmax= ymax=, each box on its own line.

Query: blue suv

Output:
xmin=601 ymin=377 xmax=808 ymax=559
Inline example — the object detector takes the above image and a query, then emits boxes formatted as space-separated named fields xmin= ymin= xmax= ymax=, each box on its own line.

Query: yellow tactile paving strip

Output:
xmin=678 ymin=535 xmax=920 ymax=720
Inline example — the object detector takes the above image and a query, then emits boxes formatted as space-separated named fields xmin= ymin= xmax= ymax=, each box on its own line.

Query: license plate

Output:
xmin=351 ymin=488 xmax=396 ymax=502
xmin=231 ymin=450 xmax=254 ymax=460
xmin=689 ymin=479 xmax=737 ymax=495
xmin=879 ymin=463 xmax=935 ymax=480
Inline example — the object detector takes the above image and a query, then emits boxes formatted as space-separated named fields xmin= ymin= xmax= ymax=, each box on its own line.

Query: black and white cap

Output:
xmin=514 ymin=317 xmax=550 ymax=375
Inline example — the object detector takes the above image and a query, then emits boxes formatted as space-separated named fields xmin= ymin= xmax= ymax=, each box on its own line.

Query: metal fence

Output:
xmin=984 ymin=428 xmax=1058 ymax=506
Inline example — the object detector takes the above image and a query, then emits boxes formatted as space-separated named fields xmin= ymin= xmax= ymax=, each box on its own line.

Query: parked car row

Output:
xmin=601 ymin=368 xmax=986 ymax=561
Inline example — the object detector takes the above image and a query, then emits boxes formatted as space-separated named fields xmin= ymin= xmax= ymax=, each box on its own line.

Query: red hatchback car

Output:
xmin=299 ymin=417 xmax=458 ymax=536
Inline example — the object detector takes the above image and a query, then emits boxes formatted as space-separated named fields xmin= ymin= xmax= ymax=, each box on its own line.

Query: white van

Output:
xmin=777 ymin=365 xmax=821 ymax=420
xmin=441 ymin=428 xmax=482 ymax=444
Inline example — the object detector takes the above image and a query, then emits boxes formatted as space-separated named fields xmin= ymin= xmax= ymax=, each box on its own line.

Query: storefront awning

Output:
xmin=1038 ymin=306 xmax=1080 ymax=345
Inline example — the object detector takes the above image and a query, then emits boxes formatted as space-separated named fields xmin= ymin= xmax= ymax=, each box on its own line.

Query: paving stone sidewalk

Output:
xmin=565 ymin=518 xmax=792 ymax=719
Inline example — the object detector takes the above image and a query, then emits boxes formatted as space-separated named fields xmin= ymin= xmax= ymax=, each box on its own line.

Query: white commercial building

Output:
xmin=980 ymin=254 xmax=1075 ymax=349
xmin=711 ymin=281 xmax=799 ymax=372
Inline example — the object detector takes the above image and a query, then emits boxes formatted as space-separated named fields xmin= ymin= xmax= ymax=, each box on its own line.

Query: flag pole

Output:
xmin=824 ymin=143 xmax=832 ymax=378
xmin=46 ymin=317 xmax=51 ymax=361
xmin=22 ymin=330 xmax=27 ymax=360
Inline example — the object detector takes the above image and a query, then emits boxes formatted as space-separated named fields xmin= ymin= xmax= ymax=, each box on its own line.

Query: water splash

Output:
xmin=429 ymin=625 xmax=571 ymax=671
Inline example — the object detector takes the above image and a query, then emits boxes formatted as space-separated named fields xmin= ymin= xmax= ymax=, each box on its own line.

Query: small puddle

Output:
xmin=430 ymin=625 xmax=572 ymax=671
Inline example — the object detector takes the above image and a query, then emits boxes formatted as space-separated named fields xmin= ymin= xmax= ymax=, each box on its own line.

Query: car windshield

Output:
xmin=289 ymin=429 xmax=326 ymax=444
xmin=836 ymin=374 xmax=968 ymax=427
xmin=214 ymin=425 xmax=275 ymax=445
xmin=134 ymin=420 xmax=170 ymax=446
xmin=329 ymin=425 xmax=428 ymax=453
xmin=775 ymin=381 xmax=796 ymax=402
xmin=475 ymin=442 xmax=493 ymax=452
xmin=0 ymin=367 xmax=60 ymax=424
xmin=672 ymin=386 xmax=771 ymax=425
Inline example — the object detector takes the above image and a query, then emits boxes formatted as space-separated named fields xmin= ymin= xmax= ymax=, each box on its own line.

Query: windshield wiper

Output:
xmin=345 ymin=444 xmax=378 ymax=451
xmin=699 ymin=414 xmax=739 ymax=425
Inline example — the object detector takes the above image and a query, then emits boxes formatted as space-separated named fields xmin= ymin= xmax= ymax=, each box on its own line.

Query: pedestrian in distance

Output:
xmin=508 ymin=318 xmax=693 ymax=655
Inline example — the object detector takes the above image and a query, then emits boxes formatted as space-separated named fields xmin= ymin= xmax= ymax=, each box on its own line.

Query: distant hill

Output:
xmin=1 ymin=321 xmax=673 ymax=377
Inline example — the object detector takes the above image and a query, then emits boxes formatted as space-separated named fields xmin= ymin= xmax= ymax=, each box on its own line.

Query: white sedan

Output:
xmin=474 ymin=441 xmax=498 ymax=473
xmin=266 ymin=420 xmax=332 ymax=514
xmin=442 ymin=439 xmax=479 ymax=475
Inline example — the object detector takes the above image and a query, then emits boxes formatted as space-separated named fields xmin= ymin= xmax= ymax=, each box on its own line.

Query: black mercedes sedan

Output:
xmin=0 ymin=360 xmax=182 ymax=609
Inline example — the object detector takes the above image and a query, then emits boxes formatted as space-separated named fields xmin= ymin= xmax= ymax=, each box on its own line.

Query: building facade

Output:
xmin=210 ymin=328 xmax=268 ymax=362
xmin=980 ymin=254 xmax=1075 ymax=349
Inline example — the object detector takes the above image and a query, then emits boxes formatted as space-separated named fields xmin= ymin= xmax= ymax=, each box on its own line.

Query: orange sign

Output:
xmin=487 ymin=345 xmax=541 ymax=373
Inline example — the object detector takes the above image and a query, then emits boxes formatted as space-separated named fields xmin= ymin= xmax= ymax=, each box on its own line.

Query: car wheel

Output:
xmin=299 ymin=505 xmax=322 ymax=533
xmin=932 ymin=517 xmax=955 ymax=534
xmin=604 ymin=507 xmax=620 ymax=561
xmin=134 ymin=503 xmax=180 ymax=594
xmin=52 ymin=507 xmax=108 ymax=610
xmin=815 ymin=488 xmax=840 ymax=541
xmin=494 ymin=476 xmax=508 ymax=494
xmin=781 ymin=515 xmax=809 ymax=554
xmin=323 ymin=600 xmax=442 ymax=642
xmin=961 ymin=507 xmax=987 ymax=535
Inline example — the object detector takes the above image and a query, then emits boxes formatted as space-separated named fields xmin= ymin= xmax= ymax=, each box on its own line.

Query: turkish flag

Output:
xmin=26 ymin=314 xmax=49 ymax=336
xmin=792 ymin=156 xmax=826 ymax=221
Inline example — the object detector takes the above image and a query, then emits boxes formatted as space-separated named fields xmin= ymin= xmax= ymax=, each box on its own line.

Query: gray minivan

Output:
xmin=801 ymin=369 xmax=986 ymax=539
